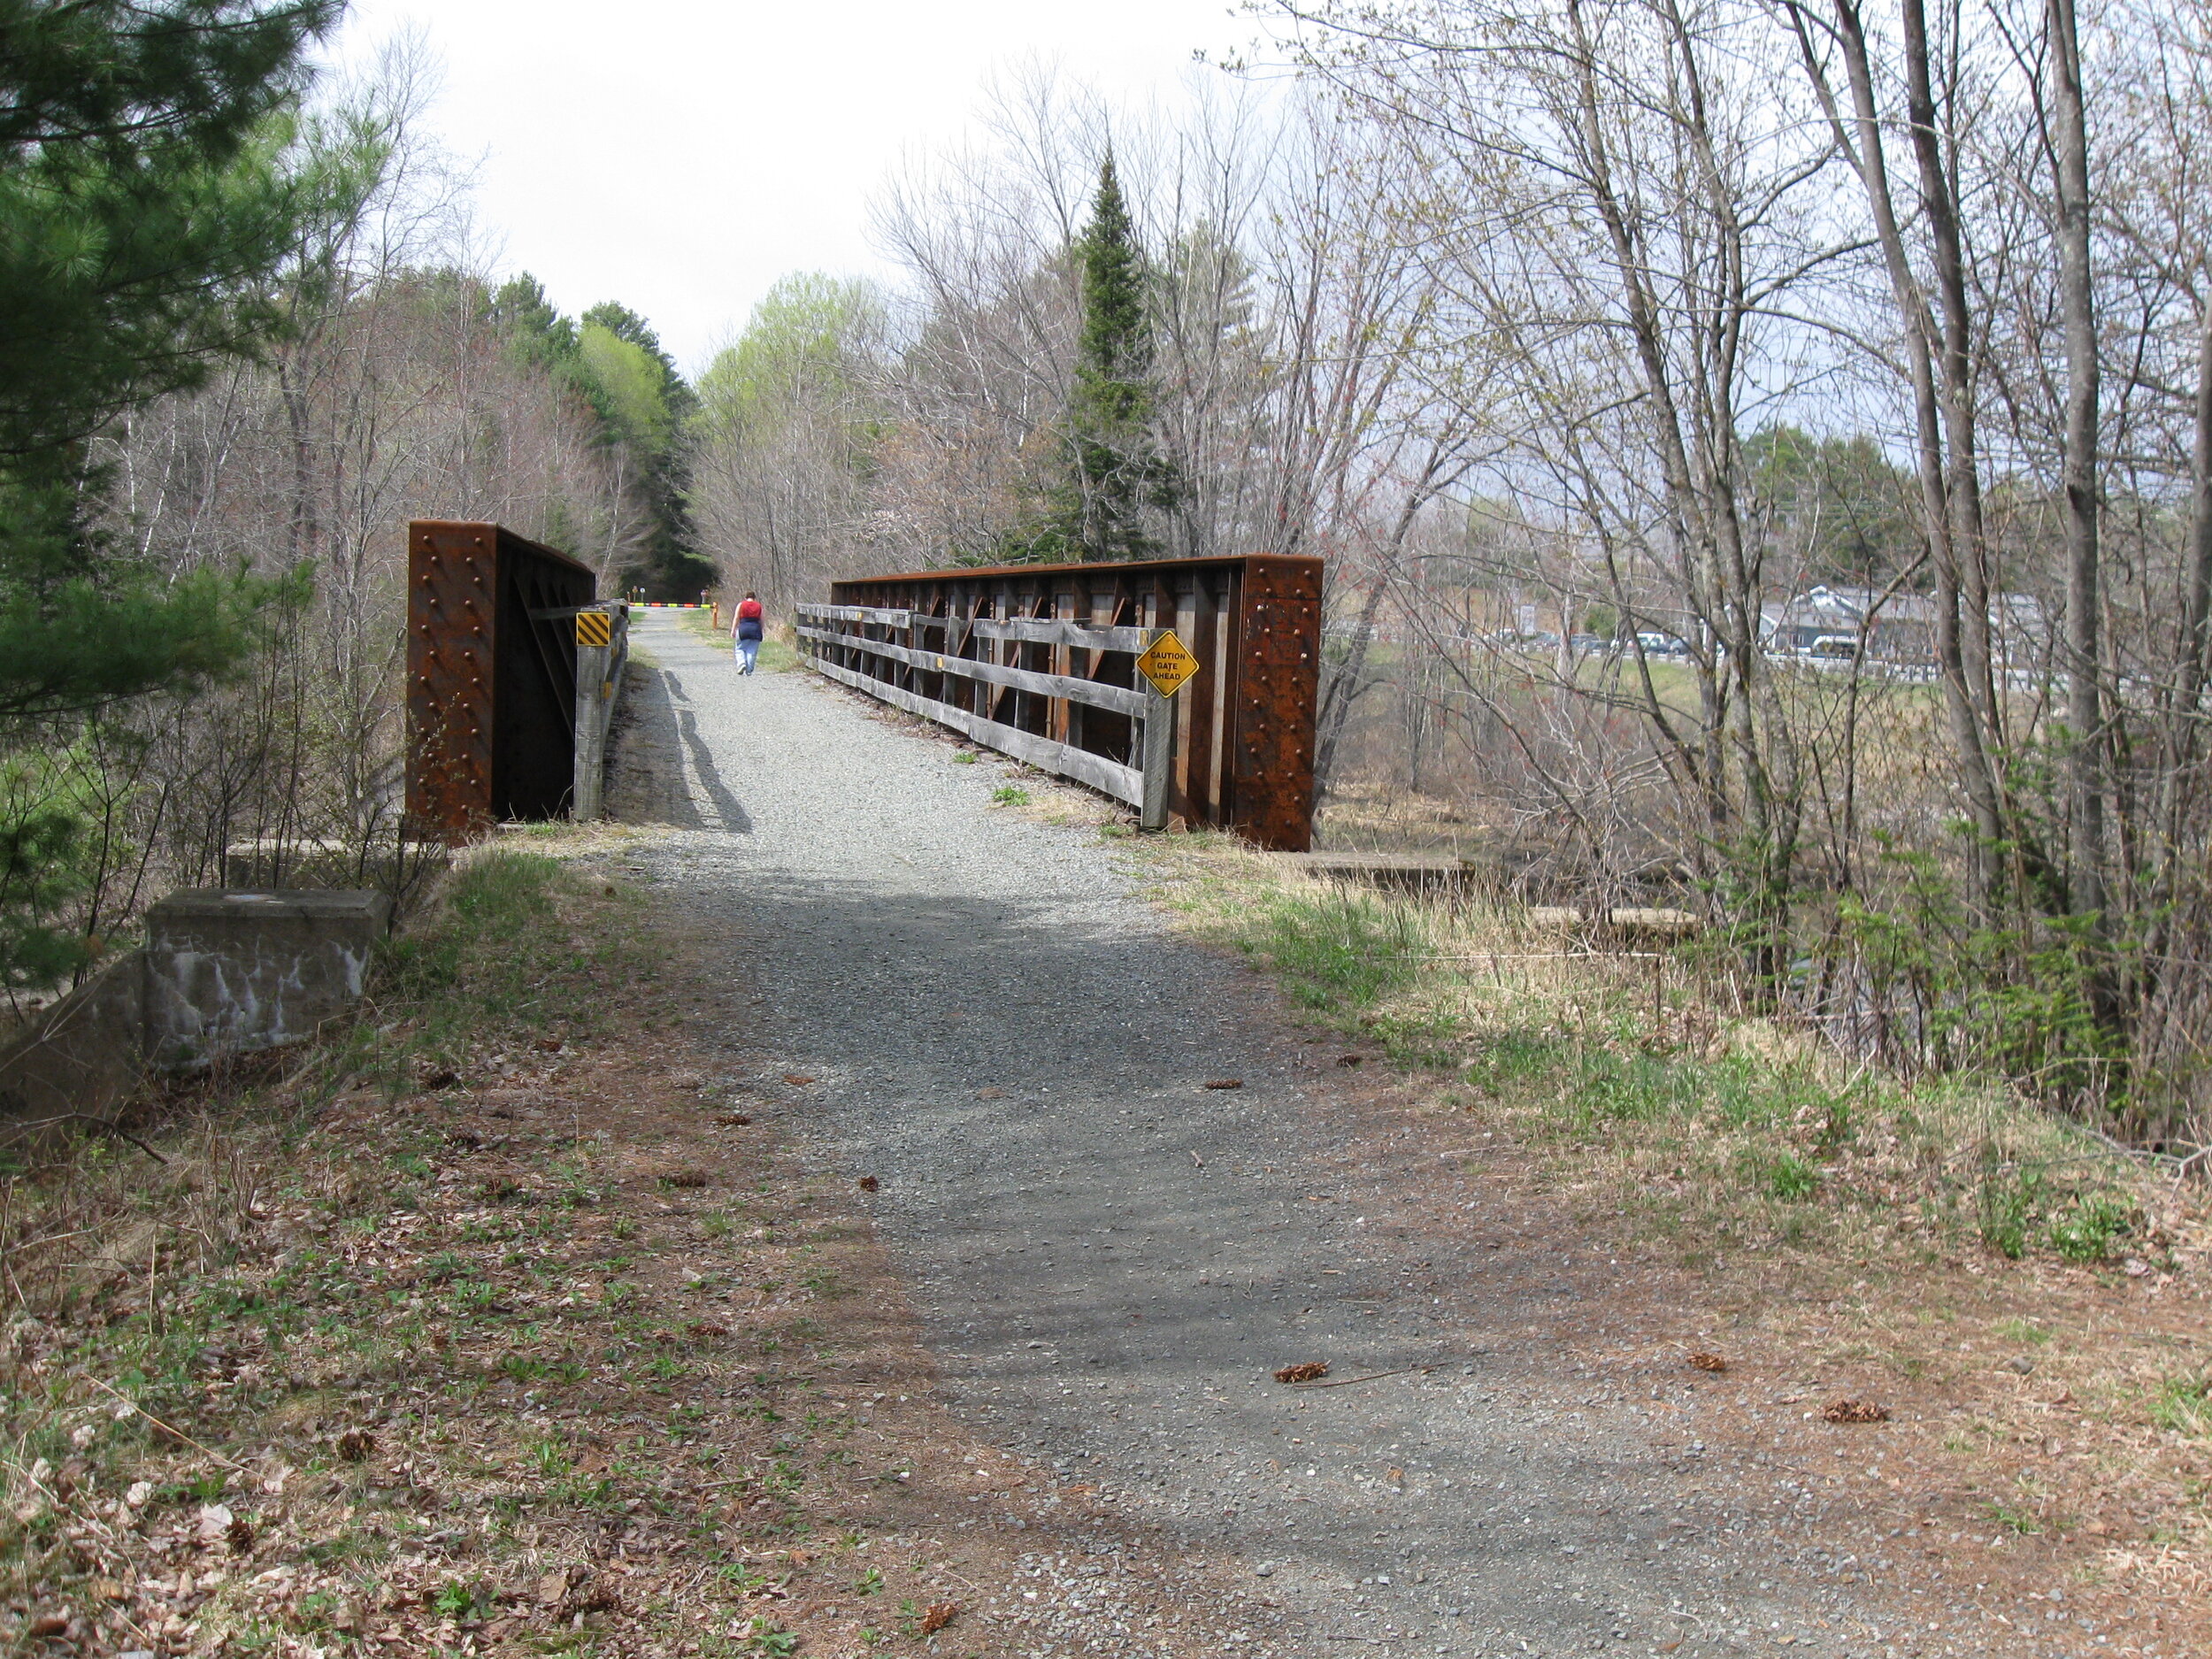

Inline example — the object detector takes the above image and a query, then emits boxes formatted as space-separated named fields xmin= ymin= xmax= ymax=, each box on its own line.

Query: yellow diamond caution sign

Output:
xmin=575 ymin=610 xmax=611 ymax=648
xmin=1135 ymin=630 xmax=1200 ymax=696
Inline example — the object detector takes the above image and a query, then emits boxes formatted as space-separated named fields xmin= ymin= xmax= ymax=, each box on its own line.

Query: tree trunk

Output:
xmin=1802 ymin=0 xmax=2009 ymax=899
xmin=2047 ymin=0 xmax=2105 ymax=925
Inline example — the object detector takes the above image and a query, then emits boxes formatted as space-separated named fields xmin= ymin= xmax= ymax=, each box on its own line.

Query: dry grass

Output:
xmin=1133 ymin=829 xmax=2212 ymax=1651
xmin=0 ymin=841 xmax=1264 ymax=1657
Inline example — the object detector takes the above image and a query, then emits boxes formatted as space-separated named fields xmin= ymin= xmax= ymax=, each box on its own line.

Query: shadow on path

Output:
xmin=603 ymin=663 xmax=703 ymax=828
xmin=676 ymin=706 xmax=753 ymax=833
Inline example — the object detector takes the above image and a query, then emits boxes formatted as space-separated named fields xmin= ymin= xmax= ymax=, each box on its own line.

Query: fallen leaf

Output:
xmin=336 ymin=1428 xmax=376 ymax=1463
xmin=580 ymin=1579 xmax=621 ymax=1614
xmin=26 ymin=1615 xmax=65 ymax=1638
xmin=1822 ymin=1398 xmax=1891 ymax=1424
xmin=1687 ymin=1352 xmax=1728 ymax=1373
xmin=857 ymin=1174 xmax=879 ymax=1192
xmin=194 ymin=1502 xmax=234 ymax=1543
xmin=921 ymin=1602 xmax=958 ymax=1634
xmin=1202 ymin=1079 xmax=1244 ymax=1090
xmin=1387 ymin=1466 xmax=1404 ymax=1483
xmin=714 ymin=1112 xmax=753 ymax=1126
xmin=534 ymin=1036 xmax=564 ymax=1053
xmin=782 ymin=1073 xmax=818 ymax=1087
xmin=976 ymin=1086 xmax=1006 ymax=1099
xmin=1274 ymin=1362 xmax=1329 ymax=1384
xmin=686 ymin=1321 xmax=729 ymax=1340
xmin=538 ymin=1569 xmax=573 ymax=1607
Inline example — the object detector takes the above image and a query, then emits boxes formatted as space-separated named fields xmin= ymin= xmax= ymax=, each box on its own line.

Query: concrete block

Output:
xmin=142 ymin=890 xmax=391 ymax=1068
xmin=0 ymin=953 xmax=149 ymax=1152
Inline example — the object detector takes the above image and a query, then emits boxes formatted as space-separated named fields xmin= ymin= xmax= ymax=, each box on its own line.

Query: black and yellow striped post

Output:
xmin=572 ymin=604 xmax=626 ymax=820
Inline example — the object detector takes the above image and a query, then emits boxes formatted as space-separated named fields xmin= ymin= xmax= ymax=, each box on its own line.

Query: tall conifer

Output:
xmin=0 ymin=0 xmax=347 ymax=983
xmin=998 ymin=155 xmax=1175 ymax=565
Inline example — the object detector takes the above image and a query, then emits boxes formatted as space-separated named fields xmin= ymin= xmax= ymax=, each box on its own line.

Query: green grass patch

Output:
xmin=2150 ymin=1377 xmax=2212 ymax=1440
xmin=0 ymin=843 xmax=665 ymax=1637
xmin=1240 ymin=888 xmax=1429 ymax=1015
xmin=330 ymin=849 xmax=664 ymax=1093
xmin=1145 ymin=838 xmax=2151 ymax=1267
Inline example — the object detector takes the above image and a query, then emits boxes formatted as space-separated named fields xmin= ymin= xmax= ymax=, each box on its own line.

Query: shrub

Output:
xmin=1978 ymin=1168 xmax=2043 ymax=1260
xmin=2046 ymin=1191 xmax=2136 ymax=1263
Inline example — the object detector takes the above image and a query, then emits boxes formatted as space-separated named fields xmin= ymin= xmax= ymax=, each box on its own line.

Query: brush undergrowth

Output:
xmin=1148 ymin=834 xmax=2169 ymax=1274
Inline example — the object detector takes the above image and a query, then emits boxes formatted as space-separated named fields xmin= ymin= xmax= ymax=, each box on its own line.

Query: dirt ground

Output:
xmin=1 ymin=859 xmax=1288 ymax=1657
xmin=8 ymin=612 xmax=2200 ymax=1659
xmin=583 ymin=611 xmax=2208 ymax=1659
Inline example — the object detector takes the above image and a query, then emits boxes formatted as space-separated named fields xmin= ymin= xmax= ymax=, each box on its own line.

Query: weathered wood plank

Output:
xmin=1276 ymin=852 xmax=1479 ymax=891
xmin=1141 ymin=684 xmax=1171 ymax=831
xmin=795 ymin=603 xmax=915 ymax=627
xmin=809 ymin=657 xmax=1145 ymax=806
xmin=796 ymin=626 xmax=1148 ymax=718
xmin=969 ymin=617 xmax=1152 ymax=653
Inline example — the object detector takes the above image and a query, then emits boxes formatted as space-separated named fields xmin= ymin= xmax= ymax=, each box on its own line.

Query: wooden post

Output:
xmin=572 ymin=605 xmax=626 ymax=821
xmin=1141 ymin=680 xmax=1173 ymax=832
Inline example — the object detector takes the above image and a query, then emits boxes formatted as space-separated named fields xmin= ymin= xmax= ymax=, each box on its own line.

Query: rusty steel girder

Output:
xmin=819 ymin=554 xmax=1323 ymax=849
xmin=405 ymin=521 xmax=596 ymax=841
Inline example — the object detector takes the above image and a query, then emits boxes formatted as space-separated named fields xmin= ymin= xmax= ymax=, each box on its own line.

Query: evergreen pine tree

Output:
xmin=579 ymin=302 xmax=713 ymax=597
xmin=0 ymin=0 xmax=343 ymax=717
xmin=0 ymin=0 xmax=346 ymax=983
xmin=1002 ymin=155 xmax=1174 ymax=565
xmin=1066 ymin=154 xmax=1177 ymax=561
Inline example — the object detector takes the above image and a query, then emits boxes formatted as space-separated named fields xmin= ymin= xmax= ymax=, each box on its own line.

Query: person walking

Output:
xmin=732 ymin=590 xmax=764 ymax=675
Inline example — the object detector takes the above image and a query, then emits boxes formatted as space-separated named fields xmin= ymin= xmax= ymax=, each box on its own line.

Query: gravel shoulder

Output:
xmin=615 ymin=611 xmax=2016 ymax=1659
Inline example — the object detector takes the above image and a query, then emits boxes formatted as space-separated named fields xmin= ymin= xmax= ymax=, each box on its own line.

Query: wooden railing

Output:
xmin=796 ymin=554 xmax=1323 ymax=849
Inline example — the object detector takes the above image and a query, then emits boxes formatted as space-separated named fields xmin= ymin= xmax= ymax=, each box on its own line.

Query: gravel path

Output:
xmin=618 ymin=613 xmax=1902 ymax=1659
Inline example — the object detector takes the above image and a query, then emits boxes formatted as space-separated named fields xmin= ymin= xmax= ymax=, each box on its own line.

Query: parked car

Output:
xmin=1635 ymin=631 xmax=1689 ymax=658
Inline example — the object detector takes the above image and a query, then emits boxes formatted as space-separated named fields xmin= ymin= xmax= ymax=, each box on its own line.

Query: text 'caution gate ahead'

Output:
xmin=797 ymin=554 xmax=1322 ymax=849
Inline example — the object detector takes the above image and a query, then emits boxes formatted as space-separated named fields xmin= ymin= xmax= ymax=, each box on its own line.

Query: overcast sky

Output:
xmin=323 ymin=0 xmax=1257 ymax=375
